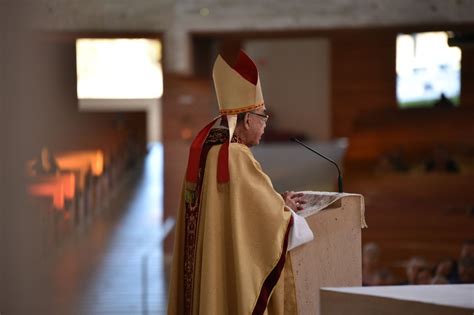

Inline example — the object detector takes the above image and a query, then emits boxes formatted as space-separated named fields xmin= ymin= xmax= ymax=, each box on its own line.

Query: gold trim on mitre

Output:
xmin=212 ymin=54 xmax=265 ymax=115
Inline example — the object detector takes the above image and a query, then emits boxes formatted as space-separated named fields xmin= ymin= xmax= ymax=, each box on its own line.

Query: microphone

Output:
xmin=291 ymin=138 xmax=344 ymax=193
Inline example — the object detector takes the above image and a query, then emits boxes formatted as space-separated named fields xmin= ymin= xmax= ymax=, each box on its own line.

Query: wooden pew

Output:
xmin=347 ymin=172 xmax=474 ymax=279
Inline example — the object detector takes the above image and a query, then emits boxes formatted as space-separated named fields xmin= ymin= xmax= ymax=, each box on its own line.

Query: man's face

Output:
xmin=246 ymin=107 xmax=268 ymax=147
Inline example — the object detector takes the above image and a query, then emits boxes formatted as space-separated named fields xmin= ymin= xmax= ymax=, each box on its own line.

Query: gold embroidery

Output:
xmin=219 ymin=102 xmax=264 ymax=115
xmin=183 ymin=127 xmax=229 ymax=314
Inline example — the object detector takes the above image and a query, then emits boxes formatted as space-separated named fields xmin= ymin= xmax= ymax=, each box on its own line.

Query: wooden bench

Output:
xmin=347 ymin=172 xmax=474 ymax=279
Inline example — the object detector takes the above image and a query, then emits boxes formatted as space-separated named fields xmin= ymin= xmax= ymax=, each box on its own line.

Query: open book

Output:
xmin=298 ymin=191 xmax=344 ymax=215
xmin=298 ymin=191 xmax=367 ymax=228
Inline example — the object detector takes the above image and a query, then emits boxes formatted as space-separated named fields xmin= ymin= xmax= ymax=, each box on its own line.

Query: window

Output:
xmin=396 ymin=32 xmax=461 ymax=108
xmin=76 ymin=38 xmax=163 ymax=99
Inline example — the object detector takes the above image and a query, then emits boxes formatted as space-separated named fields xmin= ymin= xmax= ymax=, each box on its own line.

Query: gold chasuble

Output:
xmin=168 ymin=50 xmax=297 ymax=314
xmin=168 ymin=130 xmax=296 ymax=315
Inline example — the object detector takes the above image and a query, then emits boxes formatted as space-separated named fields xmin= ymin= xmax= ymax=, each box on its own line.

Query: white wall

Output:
xmin=245 ymin=38 xmax=331 ymax=141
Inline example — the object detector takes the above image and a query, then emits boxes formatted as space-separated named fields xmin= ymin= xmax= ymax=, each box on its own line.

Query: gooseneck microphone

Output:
xmin=291 ymin=138 xmax=344 ymax=193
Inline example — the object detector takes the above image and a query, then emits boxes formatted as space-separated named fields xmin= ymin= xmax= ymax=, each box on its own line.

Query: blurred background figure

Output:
xmin=415 ymin=266 xmax=434 ymax=285
xmin=457 ymin=240 xmax=474 ymax=284
xmin=375 ymin=148 xmax=411 ymax=173
xmin=458 ymin=256 xmax=474 ymax=284
xmin=433 ymin=92 xmax=455 ymax=108
xmin=424 ymin=146 xmax=460 ymax=173
xmin=362 ymin=242 xmax=381 ymax=286
xmin=371 ymin=269 xmax=397 ymax=286
xmin=29 ymin=147 xmax=60 ymax=176
xmin=403 ymin=256 xmax=428 ymax=285
xmin=434 ymin=258 xmax=459 ymax=284
xmin=460 ymin=240 xmax=474 ymax=258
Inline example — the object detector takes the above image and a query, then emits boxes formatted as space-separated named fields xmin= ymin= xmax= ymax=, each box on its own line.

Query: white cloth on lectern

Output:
xmin=287 ymin=207 xmax=314 ymax=251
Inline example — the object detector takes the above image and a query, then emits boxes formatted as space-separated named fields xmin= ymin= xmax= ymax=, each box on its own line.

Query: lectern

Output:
xmin=290 ymin=192 xmax=367 ymax=315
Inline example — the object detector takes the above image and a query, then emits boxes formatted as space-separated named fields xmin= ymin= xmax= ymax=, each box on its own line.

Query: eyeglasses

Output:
xmin=248 ymin=111 xmax=269 ymax=122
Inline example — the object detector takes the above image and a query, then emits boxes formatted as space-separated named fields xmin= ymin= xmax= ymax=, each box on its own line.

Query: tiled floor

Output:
xmin=49 ymin=144 xmax=168 ymax=315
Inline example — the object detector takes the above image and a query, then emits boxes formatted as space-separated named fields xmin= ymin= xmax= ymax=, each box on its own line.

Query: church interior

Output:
xmin=1 ymin=0 xmax=474 ymax=314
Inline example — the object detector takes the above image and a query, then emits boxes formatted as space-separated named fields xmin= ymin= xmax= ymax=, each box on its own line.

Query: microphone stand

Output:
xmin=292 ymin=138 xmax=344 ymax=193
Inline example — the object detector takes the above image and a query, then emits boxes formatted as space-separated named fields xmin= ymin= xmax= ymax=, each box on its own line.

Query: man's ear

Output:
xmin=244 ymin=113 xmax=251 ymax=130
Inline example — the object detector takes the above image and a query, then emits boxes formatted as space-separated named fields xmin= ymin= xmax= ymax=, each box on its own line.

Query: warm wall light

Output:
xmin=91 ymin=150 xmax=104 ymax=176
xmin=62 ymin=173 xmax=76 ymax=199
xmin=28 ymin=174 xmax=74 ymax=210
xmin=56 ymin=150 xmax=105 ymax=189
xmin=56 ymin=150 xmax=104 ymax=176
xmin=180 ymin=128 xmax=193 ymax=140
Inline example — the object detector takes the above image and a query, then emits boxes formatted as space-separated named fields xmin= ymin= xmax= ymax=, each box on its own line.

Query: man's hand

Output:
xmin=281 ymin=191 xmax=306 ymax=211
